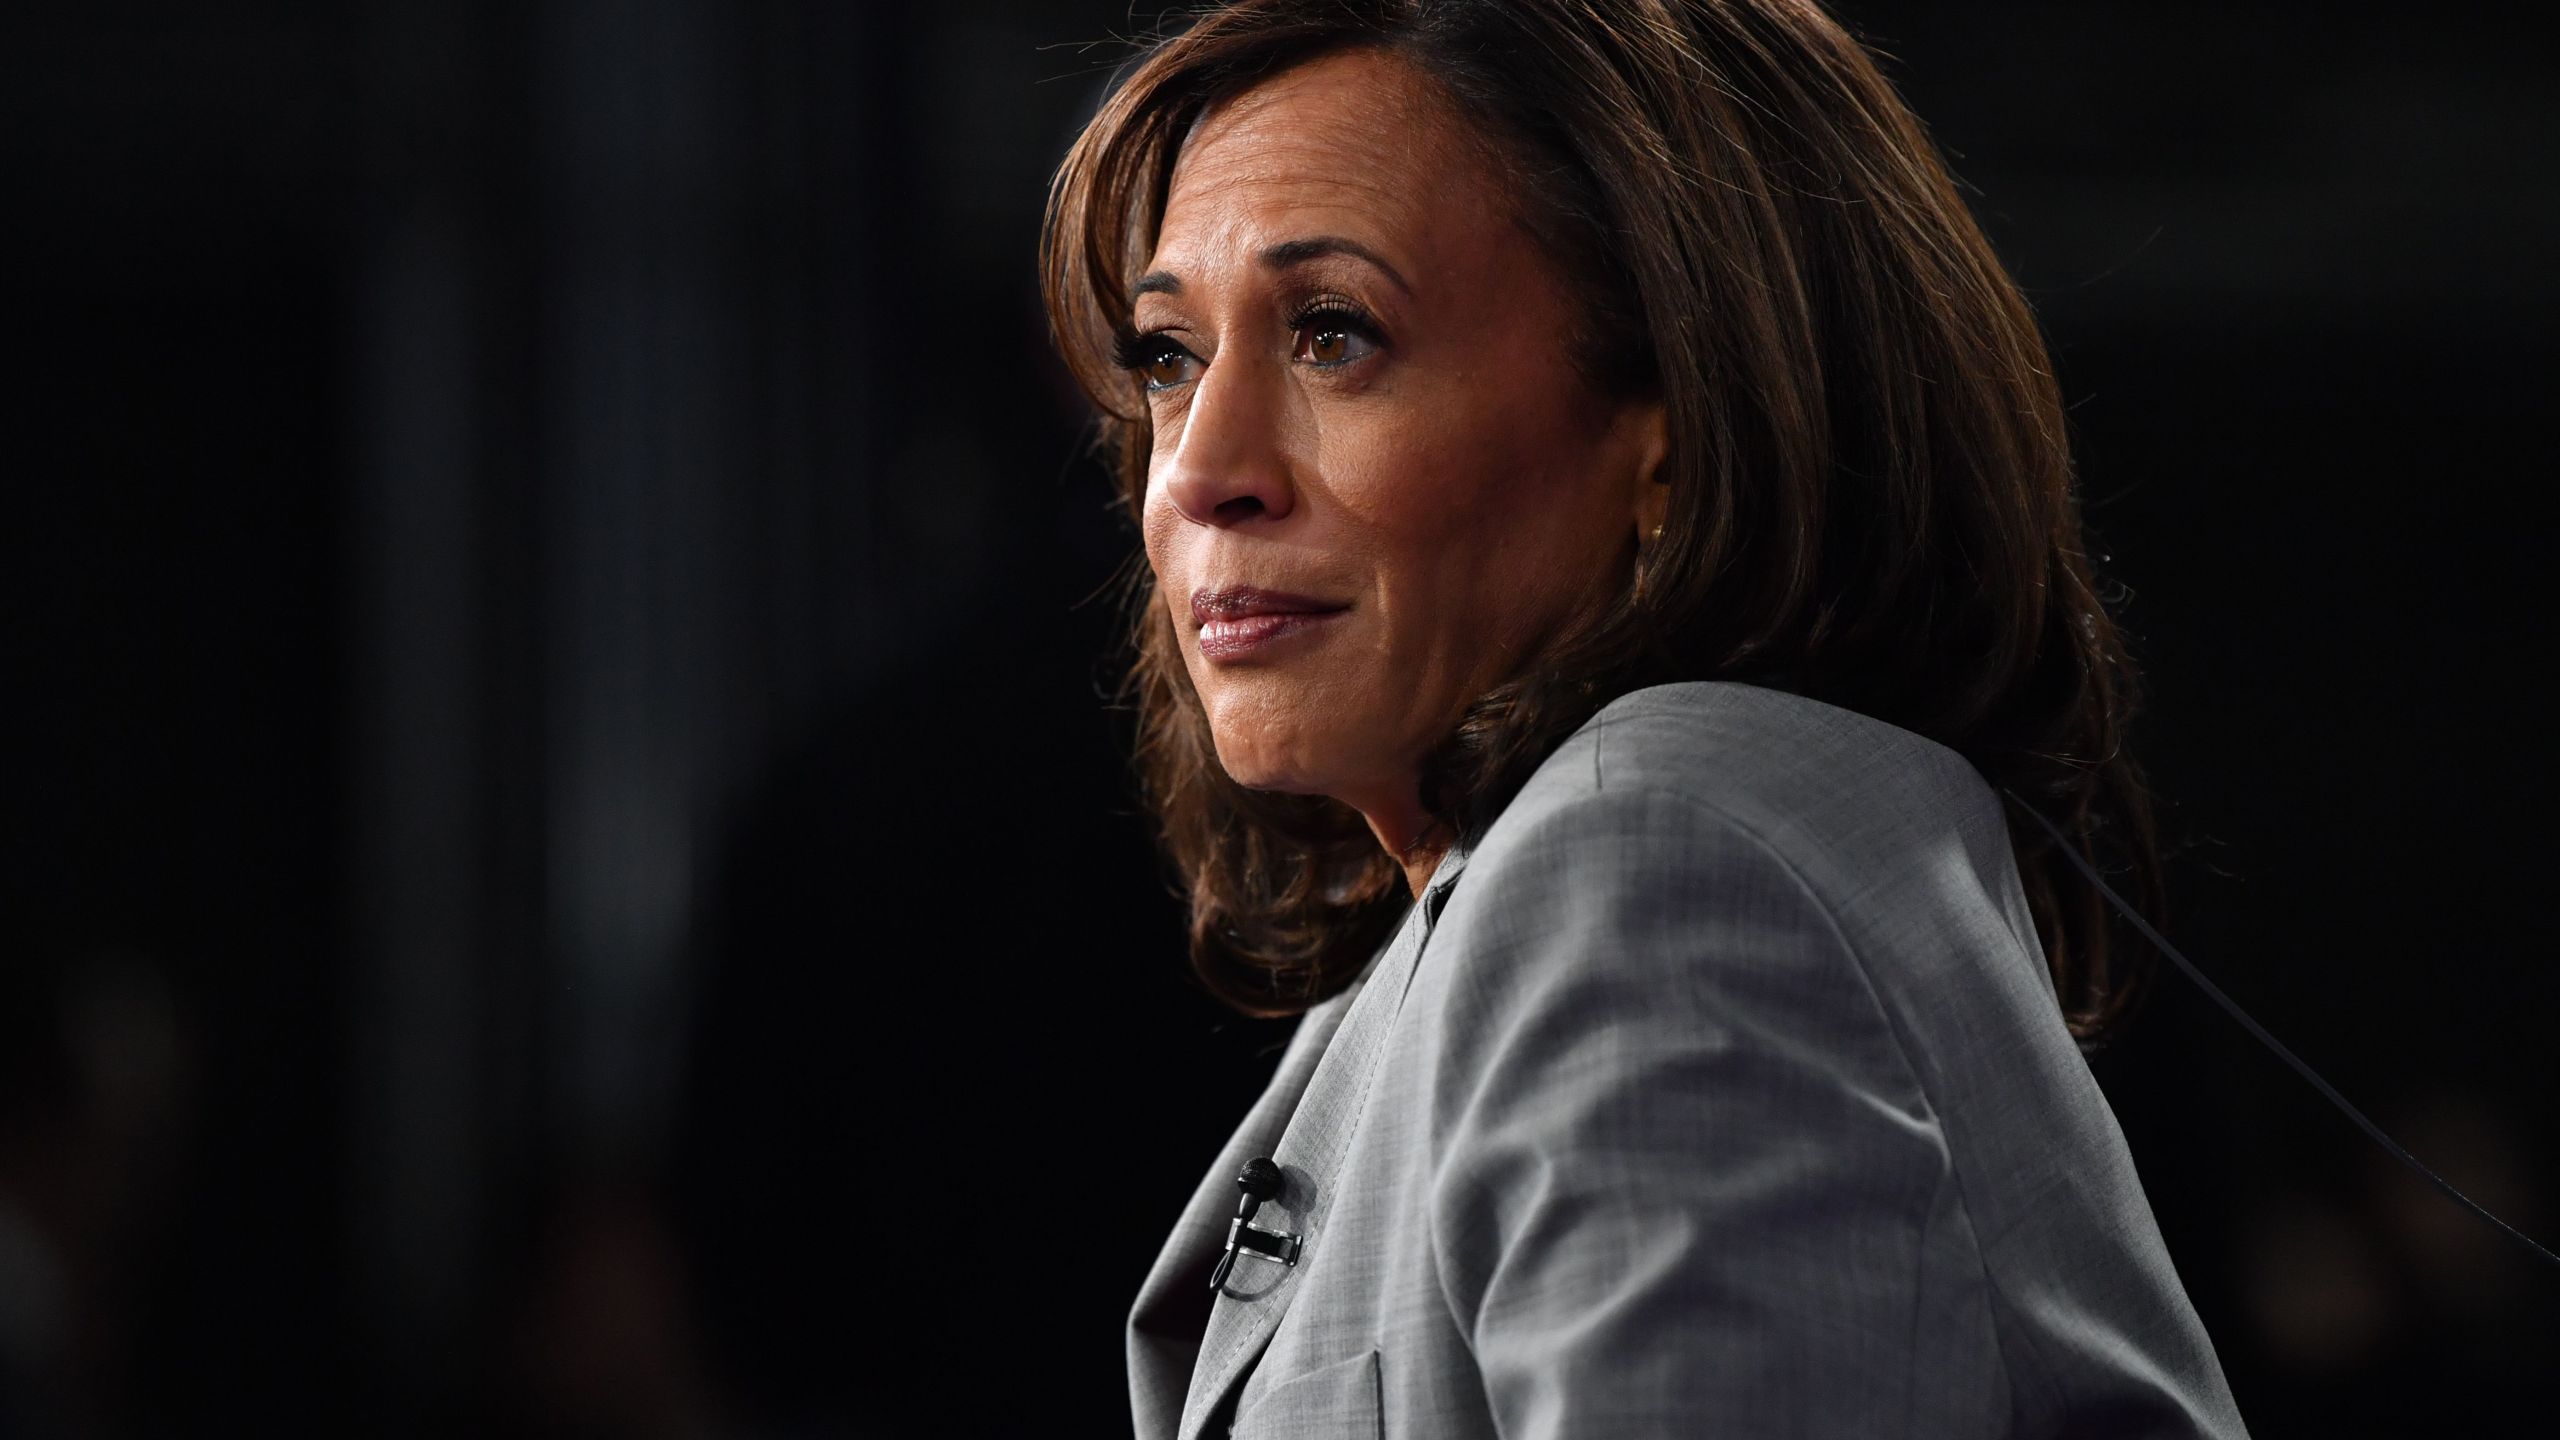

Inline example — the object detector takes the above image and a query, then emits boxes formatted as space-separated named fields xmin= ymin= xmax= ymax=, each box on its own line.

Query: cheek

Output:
xmin=1336 ymin=389 xmax=1618 ymax=614
xmin=1139 ymin=480 xmax=1185 ymax=584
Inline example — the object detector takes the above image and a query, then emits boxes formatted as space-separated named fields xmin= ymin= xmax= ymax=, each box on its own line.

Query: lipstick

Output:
xmin=1191 ymin=587 xmax=1348 ymax=661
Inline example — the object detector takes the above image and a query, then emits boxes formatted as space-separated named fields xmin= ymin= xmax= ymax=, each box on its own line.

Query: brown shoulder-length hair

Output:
xmin=1040 ymin=0 xmax=2161 ymax=1041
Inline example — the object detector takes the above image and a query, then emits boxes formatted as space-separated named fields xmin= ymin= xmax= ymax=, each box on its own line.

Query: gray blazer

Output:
xmin=1127 ymin=681 xmax=2248 ymax=1439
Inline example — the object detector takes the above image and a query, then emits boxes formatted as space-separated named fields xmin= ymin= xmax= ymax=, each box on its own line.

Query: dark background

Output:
xmin=5 ymin=1 xmax=2553 ymax=1434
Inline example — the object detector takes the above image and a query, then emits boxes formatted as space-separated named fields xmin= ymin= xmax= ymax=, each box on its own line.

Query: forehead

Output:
xmin=1148 ymin=48 xmax=1507 ymax=278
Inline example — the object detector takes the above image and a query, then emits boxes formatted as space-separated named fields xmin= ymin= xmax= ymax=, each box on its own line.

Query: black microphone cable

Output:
xmin=2008 ymin=793 xmax=2560 ymax=1272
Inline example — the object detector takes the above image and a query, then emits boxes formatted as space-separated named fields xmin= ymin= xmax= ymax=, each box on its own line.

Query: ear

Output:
xmin=1621 ymin=398 xmax=1671 ymax=542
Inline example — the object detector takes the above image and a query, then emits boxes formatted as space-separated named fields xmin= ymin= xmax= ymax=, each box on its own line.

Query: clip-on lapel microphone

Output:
xmin=1208 ymin=1156 xmax=1303 ymax=1292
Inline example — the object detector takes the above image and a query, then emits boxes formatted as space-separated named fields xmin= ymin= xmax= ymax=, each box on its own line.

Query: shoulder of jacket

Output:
xmin=1472 ymin=681 xmax=2011 ymax=913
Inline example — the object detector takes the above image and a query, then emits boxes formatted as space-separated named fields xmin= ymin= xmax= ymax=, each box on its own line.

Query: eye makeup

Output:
xmin=1112 ymin=291 xmax=1390 ymax=391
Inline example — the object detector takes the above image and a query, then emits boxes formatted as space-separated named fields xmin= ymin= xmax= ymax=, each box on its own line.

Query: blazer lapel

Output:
xmin=1171 ymin=841 xmax=1476 ymax=1440
xmin=1126 ymin=981 xmax=1361 ymax=1440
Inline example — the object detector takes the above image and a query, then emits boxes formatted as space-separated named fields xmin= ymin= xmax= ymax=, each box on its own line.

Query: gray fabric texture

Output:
xmin=1127 ymin=681 xmax=2248 ymax=1439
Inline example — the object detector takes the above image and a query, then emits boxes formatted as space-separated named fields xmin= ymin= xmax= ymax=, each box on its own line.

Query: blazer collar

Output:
xmin=1125 ymin=837 xmax=1476 ymax=1440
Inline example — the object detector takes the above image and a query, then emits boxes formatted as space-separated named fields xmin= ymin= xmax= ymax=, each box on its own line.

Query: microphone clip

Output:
xmin=1207 ymin=1156 xmax=1303 ymax=1293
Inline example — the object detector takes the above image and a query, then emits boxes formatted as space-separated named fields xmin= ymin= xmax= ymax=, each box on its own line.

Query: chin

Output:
xmin=1201 ymin=696 xmax=1356 ymax=799
xmin=1206 ymin=732 xmax=1330 ymax=797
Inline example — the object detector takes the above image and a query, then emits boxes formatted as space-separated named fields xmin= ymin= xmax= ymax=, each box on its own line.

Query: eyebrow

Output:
xmin=1131 ymin=235 xmax=1415 ymax=301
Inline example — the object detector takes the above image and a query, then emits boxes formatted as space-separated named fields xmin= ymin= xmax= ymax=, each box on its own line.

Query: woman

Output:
xmin=1040 ymin=1 xmax=2248 ymax=1435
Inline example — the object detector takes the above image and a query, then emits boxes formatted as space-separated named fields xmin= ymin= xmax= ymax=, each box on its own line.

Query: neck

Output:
xmin=1392 ymin=831 xmax=1451 ymax=899
xmin=1347 ymin=783 xmax=1451 ymax=899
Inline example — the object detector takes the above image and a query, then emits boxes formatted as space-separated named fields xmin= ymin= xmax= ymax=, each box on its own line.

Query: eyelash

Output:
xmin=1111 ymin=298 xmax=1386 ymax=389
xmin=1110 ymin=326 xmax=1182 ymax=375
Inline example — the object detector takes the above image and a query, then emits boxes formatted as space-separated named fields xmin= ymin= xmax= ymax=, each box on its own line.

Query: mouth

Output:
xmin=1190 ymin=587 xmax=1350 ymax=662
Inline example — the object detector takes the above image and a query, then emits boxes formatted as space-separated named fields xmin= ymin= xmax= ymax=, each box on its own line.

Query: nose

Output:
xmin=1154 ymin=349 xmax=1297 ymax=528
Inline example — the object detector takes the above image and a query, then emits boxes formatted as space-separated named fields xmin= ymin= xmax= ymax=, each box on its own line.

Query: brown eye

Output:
xmin=1291 ymin=306 xmax=1381 ymax=369
xmin=1114 ymin=327 xmax=1200 ymax=392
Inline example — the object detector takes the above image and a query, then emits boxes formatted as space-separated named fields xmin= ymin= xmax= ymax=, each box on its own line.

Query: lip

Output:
xmin=1190 ymin=587 xmax=1349 ymax=662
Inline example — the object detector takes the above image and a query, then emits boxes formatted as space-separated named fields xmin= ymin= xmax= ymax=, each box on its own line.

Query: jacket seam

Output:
xmin=1652 ymin=787 xmax=2022 ymax=1440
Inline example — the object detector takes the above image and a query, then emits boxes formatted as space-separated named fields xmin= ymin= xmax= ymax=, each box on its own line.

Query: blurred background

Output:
xmin=4 ymin=0 xmax=2553 ymax=1433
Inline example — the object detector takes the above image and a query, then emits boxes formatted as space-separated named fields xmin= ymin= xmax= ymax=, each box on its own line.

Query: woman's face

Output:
xmin=1132 ymin=46 xmax=1665 ymax=848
